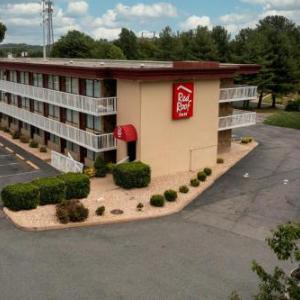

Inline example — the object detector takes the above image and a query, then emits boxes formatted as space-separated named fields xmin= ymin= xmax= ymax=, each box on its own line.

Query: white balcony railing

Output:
xmin=219 ymin=109 xmax=256 ymax=131
xmin=219 ymin=86 xmax=257 ymax=103
xmin=0 ymin=80 xmax=117 ymax=116
xmin=0 ymin=102 xmax=116 ymax=152
xmin=51 ymin=151 xmax=84 ymax=173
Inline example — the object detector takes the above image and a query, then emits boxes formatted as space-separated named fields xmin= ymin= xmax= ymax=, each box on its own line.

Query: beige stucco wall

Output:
xmin=117 ymin=79 xmax=220 ymax=177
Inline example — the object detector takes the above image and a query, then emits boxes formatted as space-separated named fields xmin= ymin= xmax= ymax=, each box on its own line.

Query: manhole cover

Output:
xmin=110 ymin=209 xmax=124 ymax=215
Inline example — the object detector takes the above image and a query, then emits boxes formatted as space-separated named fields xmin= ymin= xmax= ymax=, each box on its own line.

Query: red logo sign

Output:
xmin=172 ymin=82 xmax=194 ymax=120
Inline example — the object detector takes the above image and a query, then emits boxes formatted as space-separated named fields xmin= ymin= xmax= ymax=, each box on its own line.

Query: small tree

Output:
xmin=231 ymin=222 xmax=300 ymax=299
xmin=94 ymin=156 xmax=107 ymax=178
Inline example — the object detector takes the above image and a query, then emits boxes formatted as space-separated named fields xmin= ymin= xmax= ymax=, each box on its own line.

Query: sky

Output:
xmin=0 ymin=0 xmax=300 ymax=44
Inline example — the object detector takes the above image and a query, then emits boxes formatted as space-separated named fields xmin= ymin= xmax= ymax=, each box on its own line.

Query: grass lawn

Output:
xmin=264 ymin=111 xmax=300 ymax=130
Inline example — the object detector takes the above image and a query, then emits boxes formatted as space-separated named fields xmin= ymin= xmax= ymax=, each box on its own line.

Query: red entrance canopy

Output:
xmin=114 ymin=124 xmax=138 ymax=142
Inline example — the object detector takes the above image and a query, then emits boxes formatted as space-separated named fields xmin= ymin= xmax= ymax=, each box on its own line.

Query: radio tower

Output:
xmin=42 ymin=0 xmax=54 ymax=59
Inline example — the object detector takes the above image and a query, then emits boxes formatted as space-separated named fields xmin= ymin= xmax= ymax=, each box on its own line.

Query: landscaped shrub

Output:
xmin=39 ymin=146 xmax=47 ymax=153
xmin=106 ymin=162 xmax=116 ymax=174
xmin=113 ymin=161 xmax=151 ymax=189
xmin=58 ymin=173 xmax=90 ymax=200
xmin=29 ymin=140 xmax=39 ymax=148
xmin=83 ymin=167 xmax=96 ymax=178
xmin=179 ymin=185 xmax=189 ymax=194
xmin=96 ymin=206 xmax=105 ymax=216
xmin=285 ymin=100 xmax=300 ymax=112
xmin=20 ymin=135 xmax=29 ymax=143
xmin=197 ymin=171 xmax=207 ymax=182
xmin=56 ymin=200 xmax=89 ymax=224
xmin=217 ymin=158 xmax=224 ymax=164
xmin=190 ymin=178 xmax=200 ymax=187
xmin=137 ymin=203 xmax=144 ymax=211
xmin=164 ymin=190 xmax=178 ymax=202
xmin=241 ymin=136 xmax=253 ymax=144
xmin=11 ymin=131 xmax=20 ymax=139
xmin=204 ymin=168 xmax=212 ymax=176
xmin=94 ymin=156 xmax=107 ymax=177
xmin=32 ymin=177 xmax=65 ymax=205
xmin=3 ymin=127 xmax=10 ymax=133
xmin=1 ymin=182 xmax=39 ymax=211
xmin=150 ymin=194 xmax=165 ymax=207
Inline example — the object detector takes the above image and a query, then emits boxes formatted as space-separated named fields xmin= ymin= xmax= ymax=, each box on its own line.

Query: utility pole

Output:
xmin=42 ymin=0 xmax=54 ymax=59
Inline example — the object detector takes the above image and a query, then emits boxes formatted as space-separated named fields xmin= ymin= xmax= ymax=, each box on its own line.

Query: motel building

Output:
xmin=0 ymin=59 xmax=259 ymax=177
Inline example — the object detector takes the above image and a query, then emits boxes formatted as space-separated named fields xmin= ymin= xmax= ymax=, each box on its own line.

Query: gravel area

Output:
xmin=4 ymin=141 xmax=258 ymax=231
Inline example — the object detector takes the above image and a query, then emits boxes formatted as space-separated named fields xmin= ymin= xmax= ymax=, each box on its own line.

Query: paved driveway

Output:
xmin=0 ymin=124 xmax=299 ymax=300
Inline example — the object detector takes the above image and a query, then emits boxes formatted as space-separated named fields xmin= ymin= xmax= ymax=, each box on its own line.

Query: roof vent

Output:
xmin=140 ymin=63 xmax=145 ymax=68
xmin=69 ymin=60 xmax=74 ymax=64
xmin=100 ymin=62 xmax=105 ymax=66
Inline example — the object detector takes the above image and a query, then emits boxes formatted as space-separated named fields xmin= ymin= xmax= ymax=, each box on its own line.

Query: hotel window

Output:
xmin=33 ymin=73 xmax=43 ymax=87
xmin=34 ymin=100 xmax=44 ymax=114
xmin=66 ymin=109 xmax=79 ymax=125
xmin=65 ymin=77 xmax=79 ymax=94
xmin=11 ymin=95 xmax=18 ymax=106
xmin=0 ymin=91 xmax=6 ymax=101
xmin=87 ymin=115 xmax=102 ymax=133
xmin=48 ymin=104 xmax=60 ymax=120
xmin=23 ymin=123 xmax=30 ymax=130
xmin=0 ymin=70 xmax=4 ymax=80
xmin=20 ymin=72 xmax=29 ymax=85
xmin=10 ymin=71 xmax=18 ymax=82
xmin=50 ymin=134 xmax=60 ymax=144
xmin=87 ymin=150 xmax=97 ymax=161
xmin=12 ymin=118 xmax=18 ymax=125
xmin=66 ymin=141 xmax=79 ymax=153
xmin=33 ymin=127 xmax=41 ymax=136
xmin=21 ymin=97 xmax=30 ymax=110
xmin=48 ymin=75 xmax=60 ymax=91
xmin=86 ymin=79 xmax=101 ymax=98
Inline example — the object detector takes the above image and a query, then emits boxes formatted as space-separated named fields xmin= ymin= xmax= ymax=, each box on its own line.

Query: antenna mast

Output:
xmin=42 ymin=0 xmax=54 ymax=59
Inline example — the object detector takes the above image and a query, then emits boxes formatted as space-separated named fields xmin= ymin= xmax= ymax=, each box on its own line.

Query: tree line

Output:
xmin=1 ymin=15 xmax=300 ymax=106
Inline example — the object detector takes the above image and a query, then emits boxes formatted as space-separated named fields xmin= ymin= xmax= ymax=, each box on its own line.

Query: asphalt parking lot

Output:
xmin=0 ymin=136 xmax=59 ymax=198
xmin=0 ymin=124 xmax=299 ymax=300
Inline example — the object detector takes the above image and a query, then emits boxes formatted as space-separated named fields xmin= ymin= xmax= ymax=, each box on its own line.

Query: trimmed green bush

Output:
xmin=39 ymin=146 xmax=47 ymax=153
xmin=285 ymin=100 xmax=300 ymax=112
xmin=190 ymin=178 xmax=200 ymax=187
xmin=1 ymin=182 xmax=39 ymax=211
xmin=12 ymin=131 xmax=20 ymax=139
xmin=29 ymin=140 xmax=39 ymax=148
xmin=179 ymin=185 xmax=189 ymax=193
xmin=56 ymin=200 xmax=89 ymax=224
xmin=150 ymin=194 xmax=165 ymax=207
xmin=137 ymin=203 xmax=144 ymax=211
xmin=113 ymin=161 xmax=151 ymax=189
xmin=164 ymin=190 xmax=178 ymax=202
xmin=241 ymin=136 xmax=253 ymax=144
xmin=204 ymin=168 xmax=212 ymax=176
xmin=58 ymin=173 xmax=90 ymax=200
xmin=197 ymin=171 xmax=207 ymax=182
xmin=33 ymin=177 xmax=65 ymax=205
xmin=94 ymin=156 xmax=107 ymax=177
xmin=20 ymin=135 xmax=29 ymax=143
xmin=106 ymin=162 xmax=116 ymax=174
xmin=3 ymin=127 xmax=10 ymax=133
xmin=96 ymin=206 xmax=105 ymax=216
xmin=217 ymin=157 xmax=224 ymax=164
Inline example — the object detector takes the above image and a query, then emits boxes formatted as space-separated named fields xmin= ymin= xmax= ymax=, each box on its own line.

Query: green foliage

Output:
xmin=264 ymin=111 xmax=300 ymax=130
xmin=115 ymin=28 xmax=139 ymax=59
xmin=197 ymin=171 xmax=207 ymax=182
xmin=95 ymin=206 xmax=105 ymax=216
xmin=56 ymin=200 xmax=89 ymax=224
xmin=150 ymin=195 xmax=165 ymax=207
xmin=32 ymin=177 xmax=65 ymax=205
xmin=164 ymin=190 xmax=178 ymax=202
xmin=11 ymin=131 xmax=20 ymax=139
xmin=0 ymin=22 xmax=6 ymax=43
xmin=113 ymin=161 xmax=151 ymax=189
xmin=137 ymin=203 xmax=144 ymax=211
xmin=241 ymin=136 xmax=253 ymax=144
xmin=39 ymin=146 xmax=47 ymax=153
xmin=58 ymin=173 xmax=90 ymax=200
xmin=190 ymin=178 xmax=200 ymax=187
xmin=179 ymin=185 xmax=189 ymax=194
xmin=29 ymin=140 xmax=39 ymax=148
xmin=106 ymin=162 xmax=116 ymax=174
xmin=204 ymin=168 xmax=212 ymax=176
xmin=217 ymin=158 xmax=224 ymax=164
xmin=285 ymin=100 xmax=300 ymax=112
xmin=1 ymin=182 xmax=39 ymax=211
xmin=3 ymin=127 xmax=10 ymax=133
xmin=94 ymin=156 xmax=107 ymax=178
xmin=20 ymin=135 xmax=29 ymax=143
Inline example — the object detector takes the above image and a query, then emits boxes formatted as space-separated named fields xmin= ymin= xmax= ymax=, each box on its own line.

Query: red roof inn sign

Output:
xmin=172 ymin=82 xmax=194 ymax=120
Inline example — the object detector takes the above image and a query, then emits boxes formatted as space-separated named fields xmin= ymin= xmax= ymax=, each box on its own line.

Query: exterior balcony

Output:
xmin=0 ymin=80 xmax=117 ymax=116
xmin=0 ymin=102 xmax=116 ymax=152
xmin=219 ymin=86 xmax=258 ymax=103
xmin=218 ymin=109 xmax=256 ymax=131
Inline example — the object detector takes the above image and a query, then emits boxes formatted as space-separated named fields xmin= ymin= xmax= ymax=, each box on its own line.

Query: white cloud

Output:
xmin=67 ymin=0 xmax=89 ymax=17
xmin=0 ymin=2 xmax=41 ymax=16
xmin=92 ymin=27 xmax=122 ymax=40
xmin=241 ymin=0 xmax=300 ymax=10
xmin=180 ymin=15 xmax=212 ymax=30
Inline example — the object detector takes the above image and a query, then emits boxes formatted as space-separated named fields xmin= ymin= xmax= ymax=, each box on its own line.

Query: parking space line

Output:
xmin=16 ymin=154 xmax=25 ymax=160
xmin=0 ymin=154 xmax=13 ymax=157
xmin=0 ymin=170 xmax=39 ymax=179
xmin=0 ymin=142 xmax=4 ymax=147
xmin=26 ymin=160 xmax=39 ymax=170
xmin=5 ymin=147 xmax=14 ymax=153
xmin=0 ymin=162 xmax=18 ymax=167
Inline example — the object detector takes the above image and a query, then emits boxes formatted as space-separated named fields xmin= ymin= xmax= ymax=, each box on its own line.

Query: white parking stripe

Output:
xmin=0 ymin=154 xmax=13 ymax=157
